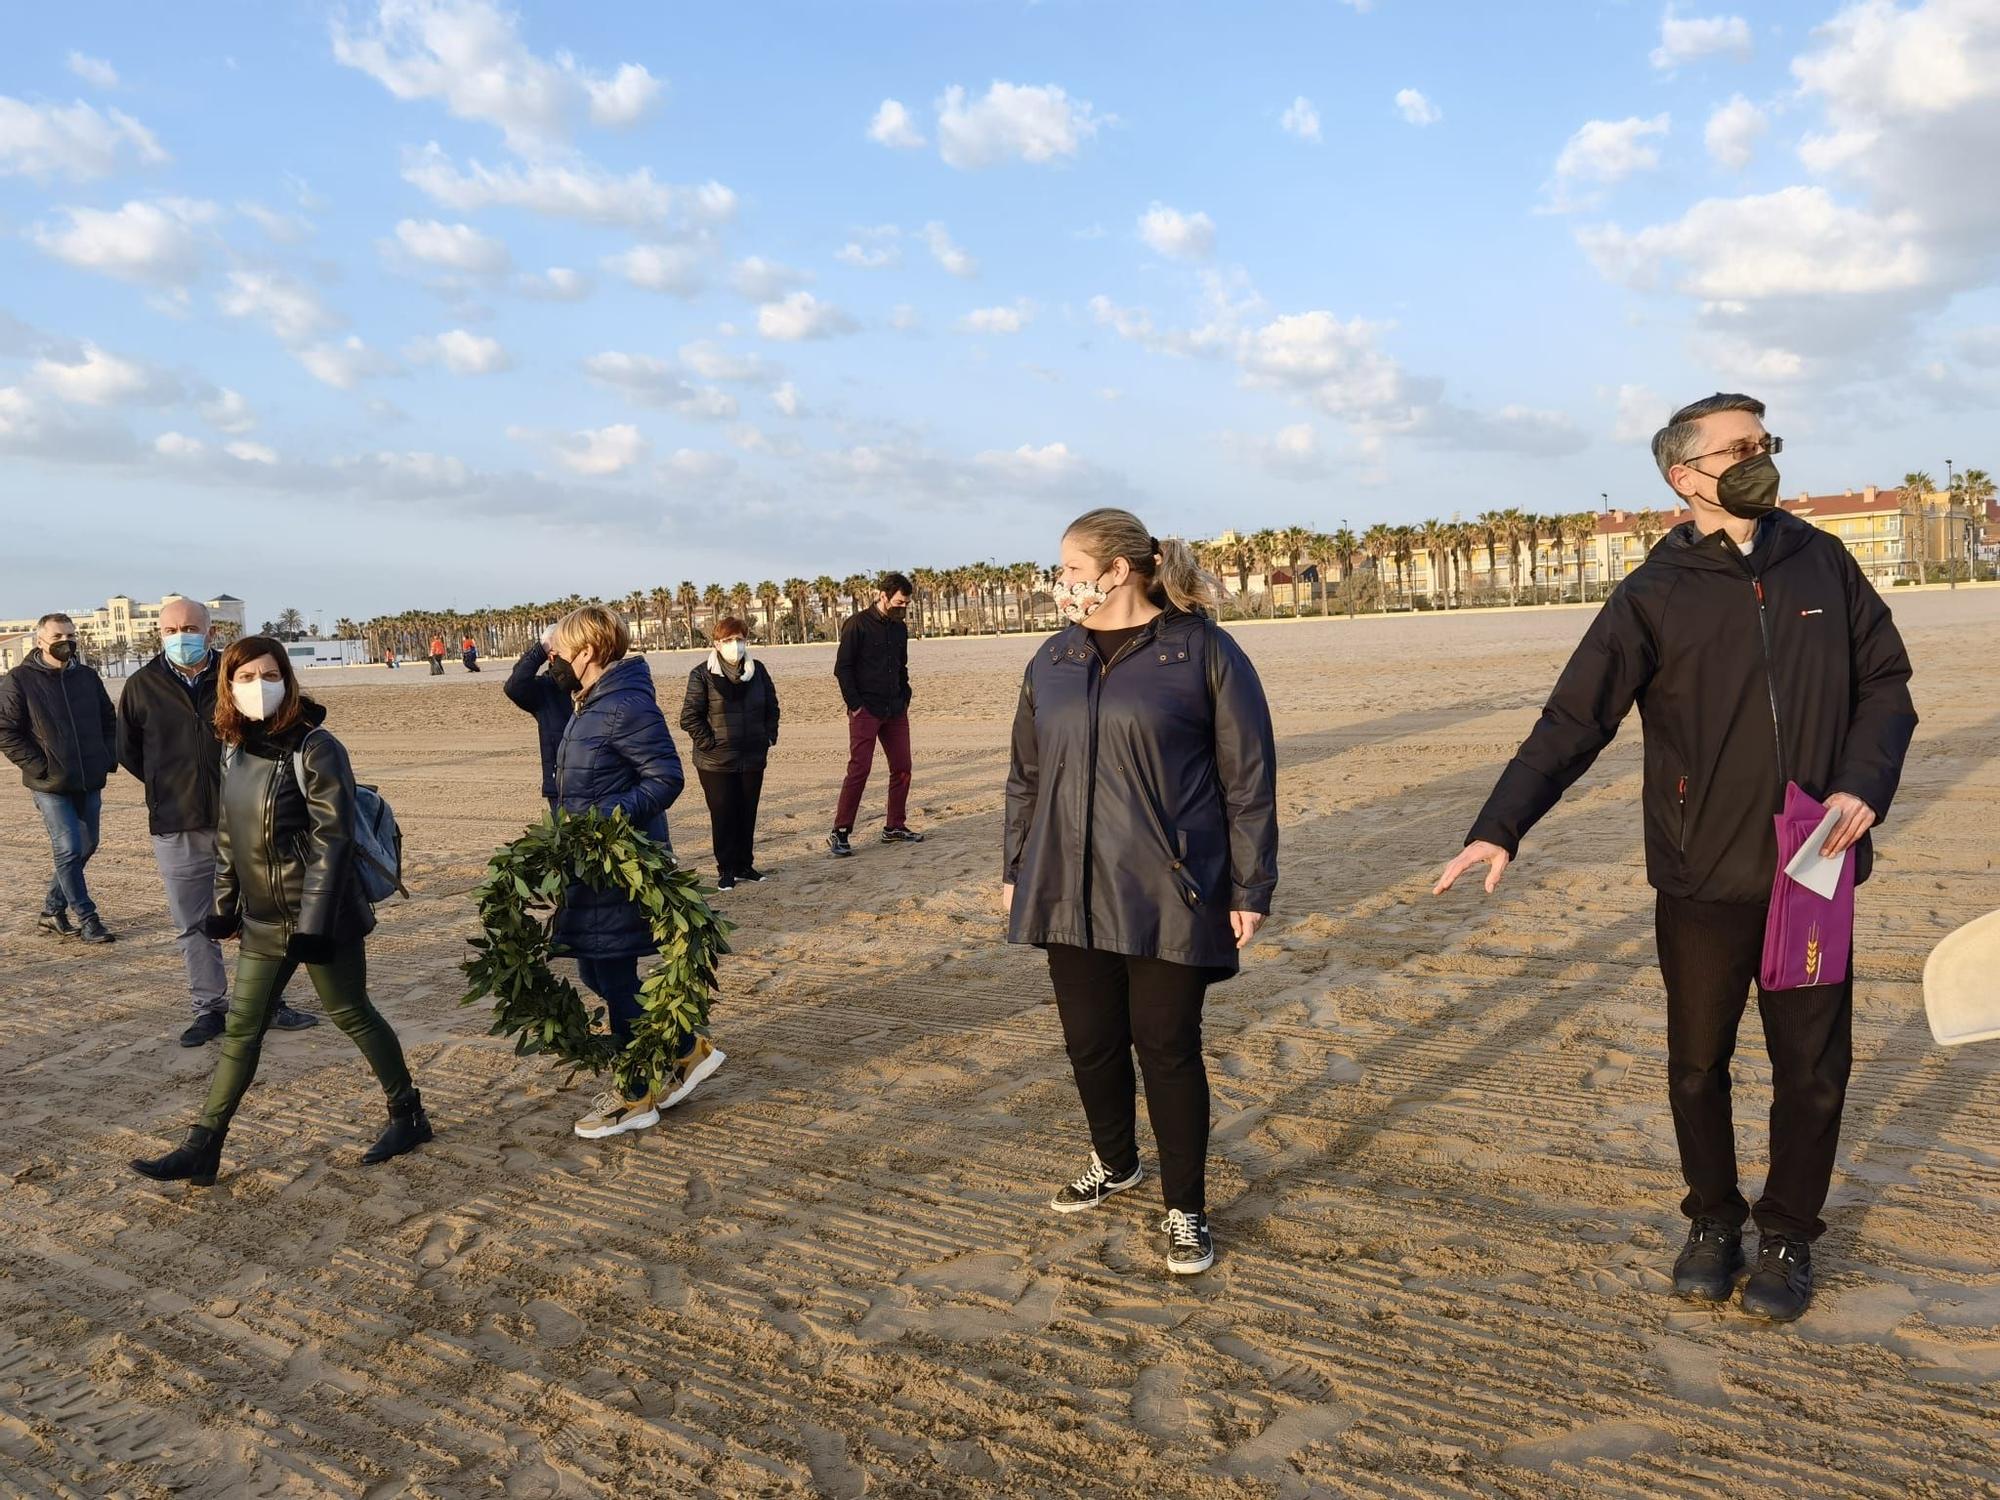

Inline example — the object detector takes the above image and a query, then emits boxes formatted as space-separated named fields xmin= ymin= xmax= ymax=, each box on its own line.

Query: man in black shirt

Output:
xmin=829 ymin=573 xmax=923 ymax=857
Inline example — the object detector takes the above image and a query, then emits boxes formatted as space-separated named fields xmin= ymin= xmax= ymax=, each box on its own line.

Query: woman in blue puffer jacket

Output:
xmin=546 ymin=605 xmax=724 ymax=1140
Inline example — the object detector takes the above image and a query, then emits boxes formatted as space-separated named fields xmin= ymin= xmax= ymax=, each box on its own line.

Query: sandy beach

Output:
xmin=3 ymin=592 xmax=1998 ymax=1498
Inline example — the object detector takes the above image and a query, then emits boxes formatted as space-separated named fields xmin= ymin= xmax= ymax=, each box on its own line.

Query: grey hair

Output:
xmin=35 ymin=613 xmax=74 ymax=632
xmin=1651 ymin=392 xmax=1766 ymax=483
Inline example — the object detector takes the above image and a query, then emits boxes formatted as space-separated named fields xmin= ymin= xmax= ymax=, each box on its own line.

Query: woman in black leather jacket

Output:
xmin=132 ymin=637 xmax=429 ymax=1186
xmin=1004 ymin=508 xmax=1278 ymax=1276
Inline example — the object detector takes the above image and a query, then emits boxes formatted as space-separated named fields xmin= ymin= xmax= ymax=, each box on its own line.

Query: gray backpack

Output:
xmin=226 ymin=731 xmax=409 ymax=903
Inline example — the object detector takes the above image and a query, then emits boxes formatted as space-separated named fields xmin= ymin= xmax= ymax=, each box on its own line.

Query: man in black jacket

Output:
xmin=1434 ymin=393 xmax=1918 ymax=1324
xmin=117 ymin=598 xmax=315 ymax=1043
xmin=828 ymin=573 xmax=923 ymax=857
xmin=0 ymin=613 xmax=119 ymax=944
xmin=503 ymin=628 xmax=575 ymax=809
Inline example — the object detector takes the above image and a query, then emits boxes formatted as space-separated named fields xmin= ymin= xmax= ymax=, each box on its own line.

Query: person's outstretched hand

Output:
xmin=1433 ymin=840 xmax=1511 ymax=895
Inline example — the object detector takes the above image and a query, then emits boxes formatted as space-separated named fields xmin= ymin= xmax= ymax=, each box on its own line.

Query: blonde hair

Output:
xmin=1063 ymin=508 xmax=1224 ymax=613
xmin=551 ymin=605 xmax=631 ymax=667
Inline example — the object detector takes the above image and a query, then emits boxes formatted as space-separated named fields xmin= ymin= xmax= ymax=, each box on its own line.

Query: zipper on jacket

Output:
xmin=1079 ymin=620 xmax=1163 ymax=946
xmin=1676 ymin=773 xmax=1689 ymax=852
xmin=267 ymin=754 xmax=296 ymax=934
xmin=1750 ymin=577 xmax=1789 ymax=785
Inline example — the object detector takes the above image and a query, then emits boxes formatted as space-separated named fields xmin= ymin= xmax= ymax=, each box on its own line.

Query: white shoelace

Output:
xmin=1163 ymin=1209 xmax=1205 ymax=1247
xmin=587 ymin=1089 xmax=622 ymax=1114
xmin=1069 ymin=1156 xmax=1112 ymax=1196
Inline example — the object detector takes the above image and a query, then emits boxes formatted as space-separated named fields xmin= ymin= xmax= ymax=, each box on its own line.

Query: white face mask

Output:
xmin=718 ymin=639 xmax=748 ymax=664
xmin=231 ymin=677 xmax=287 ymax=721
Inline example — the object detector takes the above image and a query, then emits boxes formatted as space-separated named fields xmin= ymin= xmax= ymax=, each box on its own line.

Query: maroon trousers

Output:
xmin=835 ymin=709 xmax=912 ymax=831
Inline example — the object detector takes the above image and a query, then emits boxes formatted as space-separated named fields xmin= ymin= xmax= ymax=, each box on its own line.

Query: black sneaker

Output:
xmin=1671 ymin=1217 xmax=1745 ymax=1302
xmin=76 ymin=915 xmax=116 ymax=945
xmin=1048 ymin=1151 xmax=1143 ymax=1213
xmin=880 ymin=826 xmax=926 ymax=844
xmin=269 ymin=1003 xmax=320 ymax=1031
xmin=179 ymin=1012 xmax=226 ymax=1047
xmin=1162 ymin=1209 xmax=1215 ymax=1274
xmin=714 ymin=873 xmax=737 ymax=891
xmin=827 ymin=830 xmax=854 ymax=858
xmin=1740 ymin=1234 xmax=1813 ymax=1322
xmin=37 ymin=909 xmax=76 ymax=938
xmin=737 ymin=867 xmax=769 ymax=883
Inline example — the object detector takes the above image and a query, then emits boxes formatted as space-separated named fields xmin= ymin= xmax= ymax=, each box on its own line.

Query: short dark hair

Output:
xmin=1651 ymin=392 xmax=1766 ymax=483
xmin=877 ymin=572 xmax=914 ymax=598
xmin=36 ymin=613 xmax=74 ymax=632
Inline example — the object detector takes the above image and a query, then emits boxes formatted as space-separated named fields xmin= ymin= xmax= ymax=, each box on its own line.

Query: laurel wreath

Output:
xmin=460 ymin=807 xmax=732 ymax=1095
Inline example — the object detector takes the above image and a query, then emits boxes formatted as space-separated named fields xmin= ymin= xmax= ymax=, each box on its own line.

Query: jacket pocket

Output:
xmin=1137 ymin=792 xmax=1203 ymax=908
xmin=1676 ymin=773 xmax=1689 ymax=852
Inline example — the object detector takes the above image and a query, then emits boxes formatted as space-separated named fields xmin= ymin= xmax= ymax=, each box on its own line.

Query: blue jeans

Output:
xmin=33 ymin=789 xmax=102 ymax=922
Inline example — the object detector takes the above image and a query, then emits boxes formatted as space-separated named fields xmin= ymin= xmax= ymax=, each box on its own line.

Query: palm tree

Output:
xmin=1273 ymin=526 xmax=1311 ymax=616
xmin=1496 ymin=510 xmax=1527 ymax=603
xmin=1545 ymin=522 xmax=1566 ymax=605
xmin=1522 ymin=513 xmax=1544 ymax=603
xmin=675 ymin=581 xmax=699 ymax=647
xmin=1360 ymin=524 xmax=1393 ymax=613
xmin=1473 ymin=511 xmax=1503 ymax=599
xmin=700 ymin=583 xmax=726 ymax=640
xmin=1418 ymin=518 xmax=1449 ymax=608
xmin=812 ymin=575 xmax=841 ymax=640
xmin=276 ymin=607 xmax=304 ymax=640
xmin=783 ymin=578 xmax=812 ymax=643
xmin=1630 ymin=509 xmax=1664 ymax=575
xmin=1564 ymin=512 xmax=1598 ymax=601
xmin=754 ymin=581 xmax=781 ymax=640
xmin=729 ymin=582 xmax=753 ymax=629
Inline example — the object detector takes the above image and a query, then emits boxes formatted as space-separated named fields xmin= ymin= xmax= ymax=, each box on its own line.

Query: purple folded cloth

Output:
xmin=1761 ymin=781 xmax=1855 ymax=991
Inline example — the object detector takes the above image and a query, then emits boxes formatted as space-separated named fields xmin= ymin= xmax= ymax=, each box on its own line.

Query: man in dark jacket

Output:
xmin=117 ymin=598 xmax=314 ymax=1043
xmin=504 ymin=629 xmax=575 ymax=808
xmin=1434 ymin=393 xmax=1918 ymax=1324
xmin=829 ymin=573 xmax=921 ymax=857
xmin=0 ymin=613 xmax=120 ymax=944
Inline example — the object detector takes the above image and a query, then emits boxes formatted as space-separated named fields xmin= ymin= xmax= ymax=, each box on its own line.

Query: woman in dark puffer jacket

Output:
xmin=548 ymin=606 xmax=725 ymax=1140
xmin=131 ymin=637 xmax=429 ymax=1187
xmin=679 ymin=615 xmax=780 ymax=890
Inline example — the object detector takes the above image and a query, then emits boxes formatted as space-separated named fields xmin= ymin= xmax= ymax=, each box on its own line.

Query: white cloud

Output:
xmin=67 ymin=54 xmax=120 ymax=90
xmin=959 ymin=301 xmax=1033 ymax=334
xmin=389 ymin=217 xmax=511 ymax=274
xmin=218 ymin=269 xmax=337 ymax=344
xmin=199 ymin=387 xmax=256 ymax=433
xmin=226 ymin=440 xmax=279 ymax=465
xmin=771 ymin=381 xmax=803 ymax=417
xmin=0 ymin=96 xmax=165 ymax=180
xmin=30 ymin=197 xmax=212 ymax=287
xmin=408 ymin=327 xmax=511 ymax=374
xmin=331 ymin=0 xmax=660 ymax=152
xmin=605 ymin=242 xmax=706 ymax=296
xmin=1704 ymin=95 xmax=1767 ymax=169
xmin=32 ymin=342 xmax=179 ymax=406
xmin=155 ymin=431 xmax=204 ymax=458
xmin=921 ymin=221 xmax=977 ymax=277
xmin=1395 ymin=88 xmax=1442 ymax=126
xmin=581 ymin=351 xmax=744 ymax=418
xmin=1138 ymin=202 xmax=1216 ymax=261
xmin=1555 ymin=114 xmax=1671 ymax=187
xmin=836 ymin=226 xmax=902 ymax=269
xmin=731 ymin=255 xmax=813 ymax=302
xmin=1226 ymin=423 xmax=1327 ymax=479
xmin=238 ymin=201 xmax=313 ymax=243
xmin=679 ymin=340 xmax=777 ymax=383
xmin=297 ymin=336 xmax=398 ymax=389
xmin=403 ymin=142 xmax=735 ymax=230
xmin=889 ymin=303 xmax=922 ymax=332
xmin=935 ymin=81 xmax=1101 ymax=169
xmin=756 ymin=291 xmax=857 ymax=341
xmin=541 ymin=423 xmax=648 ymax=476
xmin=867 ymin=98 xmax=924 ymax=149
xmin=1651 ymin=9 xmax=1753 ymax=71
xmin=1281 ymin=96 xmax=1322 ymax=143
xmin=658 ymin=448 xmax=736 ymax=487
xmin=1609 ymin=383 xmax=1666 ymax=443
xmin=516 ymin=265 xmax=592 ymax=300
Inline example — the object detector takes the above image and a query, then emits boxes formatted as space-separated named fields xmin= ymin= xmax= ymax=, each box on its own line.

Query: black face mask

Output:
xmin=47 ymin=639 xmax=77 ymax=663
xmin=885 ymin=605 xmax=909 ymax=622
xmin=547 ymin=655 xmax=582 ymax=694
xmin=1712 ymin=453 xmax=1781 ymax=520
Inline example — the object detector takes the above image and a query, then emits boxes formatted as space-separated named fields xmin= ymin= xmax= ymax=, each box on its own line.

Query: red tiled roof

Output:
xmin=1596 ymin=488 xmax=1926 ymax=537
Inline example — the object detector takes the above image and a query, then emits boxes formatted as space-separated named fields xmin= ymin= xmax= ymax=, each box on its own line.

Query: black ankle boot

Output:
xmin=362 ymin=1087 xmax=433 ymax=1164
xmin=131 ymin=1125 xmax=223 ymax=1186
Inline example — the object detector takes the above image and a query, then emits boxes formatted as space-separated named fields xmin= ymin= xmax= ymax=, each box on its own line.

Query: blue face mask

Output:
xmin=162 ymin=632 xmax=210 ymax=669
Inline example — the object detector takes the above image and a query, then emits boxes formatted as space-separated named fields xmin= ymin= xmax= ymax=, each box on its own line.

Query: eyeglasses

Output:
xmin=1684 ymin=434 xmax=1782 ymax=471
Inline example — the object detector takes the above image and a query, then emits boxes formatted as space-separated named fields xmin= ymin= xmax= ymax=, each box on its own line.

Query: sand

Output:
xmin=3 ymin=592 xmax=1998 ymax=1498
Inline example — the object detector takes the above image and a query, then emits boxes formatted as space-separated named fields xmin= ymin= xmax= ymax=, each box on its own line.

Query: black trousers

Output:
xmin=1657 ymin=893 xmax=1853 ymax=1240
xmin=696 ymin=766 xmax=766 ymax=878
xmin=1046 ymin=944 xmax=1214 ymax=1213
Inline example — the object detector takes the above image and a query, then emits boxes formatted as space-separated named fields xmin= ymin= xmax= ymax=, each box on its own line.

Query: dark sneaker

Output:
xmin=827 ymin=830 xmax=854 ymax=858
xmin=179 ymin=1012 xmax=226 ymax=1047
xmin=270 ymin=1003 xmax=320 ymax=1031
xmin=37 ymin=909 xmax=76 ymax=938
xmin=1049 ymin=1151 xmax=1143 ymax=1213
xmin=737 ymin=867 xmax=769 ymax=883
xmin=880 ymin=826 xmax=926 ymax=844
xmin=77 ymin=915 xmax=116 ymax=945
xmin=1740 ymin=1234 xmax=1813 ymax=1322
xmin=1162 ymin=1209 xmax=1215 ymax=1274
xmin=1672 ymin=1217 xmax=1745 ymax=1302
xmin=714 ymin=873 xmax=737 ymax=891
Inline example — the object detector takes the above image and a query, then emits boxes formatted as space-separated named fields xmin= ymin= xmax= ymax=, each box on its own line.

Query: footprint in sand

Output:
xmin=1130 ymin=1363 xmax=1195 ymax=1441
xmin=1210 ymin=1402 xmax=1358 ymax=1497
xmin=1498 ymin=1419 xmax=1675 ymax=1473
xmin=796 ymin=1422 xmax=868 ymax=1498
xmin=523 ymin=1299 xmax=585 ymax=1347
xmin=1580 ymin=1049 xmax=1634 ymax=1089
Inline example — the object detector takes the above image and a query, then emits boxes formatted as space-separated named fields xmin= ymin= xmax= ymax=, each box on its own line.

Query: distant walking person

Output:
xmin=117 ymin=598 xmax=317 ymax=1044
xmin=504 ymin=626 xmax=576 ymax=811
xmin=461 ymin=634 xmax=480 ymax=672
xmin=1005 ymin=510 xmax=1278 ymax=1276
xmin=0 ymin=613 xmax=120 ymax=944
xmin=130 ymin=636 xmax=431 ymax=1187
xmin=428 ymin=634 xmax=447 ymax=676
xmin=680 ymin=617 xmax=780 ymax=890
xmin=1433 ymin=392 xmax=1918 ymax=1323
xmin=829 ymin=572 xmax=921 ymax=857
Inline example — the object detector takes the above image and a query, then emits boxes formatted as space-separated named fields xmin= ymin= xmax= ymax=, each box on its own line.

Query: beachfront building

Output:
xmin=0 ymin=592 xmax=247 ymax=670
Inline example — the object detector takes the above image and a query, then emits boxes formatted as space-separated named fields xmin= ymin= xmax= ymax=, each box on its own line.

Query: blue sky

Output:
xmin=4 ymin=1 xmax=1996 ymax=626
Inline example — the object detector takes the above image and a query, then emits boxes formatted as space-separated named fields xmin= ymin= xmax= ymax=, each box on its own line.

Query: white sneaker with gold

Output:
xmin=659 ymin=1035 xmax=726 ymax=1111
xmin=574 ymin=1087 xmax=662 ymax=1139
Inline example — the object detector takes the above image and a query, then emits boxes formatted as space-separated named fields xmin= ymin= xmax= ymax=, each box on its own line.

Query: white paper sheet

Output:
xmin=1783 ymin=806 xmax=1847 ymax=899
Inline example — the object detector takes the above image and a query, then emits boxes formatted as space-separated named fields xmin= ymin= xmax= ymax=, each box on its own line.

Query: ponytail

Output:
xmin=1063 ymin=508 xmax=1224 ymax=614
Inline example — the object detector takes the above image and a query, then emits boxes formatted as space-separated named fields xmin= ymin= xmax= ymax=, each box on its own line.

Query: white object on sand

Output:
xmin=1924 ymin=907 xmax=2000 ymax=1046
